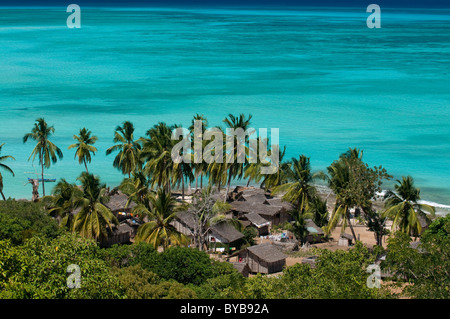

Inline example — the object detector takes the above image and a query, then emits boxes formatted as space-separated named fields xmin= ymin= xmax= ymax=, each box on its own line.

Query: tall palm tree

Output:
xmin=326 ymin=147 xmax=391 ymax=242
xmin=290 ymin=208 xmax=314 ymax=245
xmin=119 ymin=171 xmax=153 ymax=208
xmin=140 ymin=122 xmax=176 ymax=192
xmin=71 ymin=172 xmax=118 ymax=240
xmin=0 ymin=143 xmax=15 ymax=201
xmin=382 ymin=176 xmax=435 ymax=236
xmin=68 ymin=128 xmax=98 ymax=173
xmin=23 ymin=118 xmax=63 ymax=197
xmin=222 ymin=113 xmax=253 ymax=202
xmin=325 ymin=153 xmax=357 ymax=240
xmin=43 ymin=178 xmax=81 ymax=228
xmin=106 ymin=121 xmax=142 ymax=178
xmin=272 ymin=155 xmax=323 ymax=216
xmin=189 ymin=114 xmax=208 ymax=190
xmin=260 ymin=144 xmax=289 ymax=191
xmin=134 ymin=188 xmax=188 ymax=251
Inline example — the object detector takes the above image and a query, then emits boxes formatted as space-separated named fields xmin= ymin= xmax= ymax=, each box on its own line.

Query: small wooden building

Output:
xmin=338 ymin=233 xmax=354 ymax=247
xmin=99 ymin=222 xmax=133 ymax=248
xmin=231 ymin=262 xmax=251 ymax=277
xmin=242 ymin=212 xmax=270 ymax=236
xmin=304 ymin=219 xmax=325 ymax=243
xmin=240 ymin=243 xmax=287 ymax=274
xmin=208 ymin=222 xmax=245 ymax=253
xmin=105 ymin=191 xmax=137 ymax=221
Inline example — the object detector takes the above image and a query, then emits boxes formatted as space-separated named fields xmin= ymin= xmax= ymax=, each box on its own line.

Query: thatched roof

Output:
xmin=231 ymin=262 xmax=251 ymax=276
xmin=242 ymin=193 xmax=270 ymax=205
xmin=210 ymin=222 xmax=244 ymax=243
xmin=247 ymin=243 xmax=287 ymax=263
xmin=305 ymin=219 xmax=324 ymax=235
xmin=231 ymin=201 xmax=282 ymax=217
xmin=340 ymin=233 xmax=353 ymax=240
xmin=105 ymin=192 xmax=136 ymax=211
xmin=266 ymin=198 xmax=294 ymax=211
xmin=244 ymin=212 xmax=270 ymax=228
xmin=176 ymin=211 xmax=197 ymax=230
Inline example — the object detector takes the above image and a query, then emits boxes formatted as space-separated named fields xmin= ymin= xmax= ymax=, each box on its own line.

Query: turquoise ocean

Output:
xmin=0 ymin=6 xmax=449 ymax=213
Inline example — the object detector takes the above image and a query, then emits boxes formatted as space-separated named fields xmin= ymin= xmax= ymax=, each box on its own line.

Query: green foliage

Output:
xmin=423 ymin=214 xmax=450 ymax=239
xmin=0 ymin=232 xmax=125 ymax=299
xmin=279 ymin=242 xmax=390 ymax=299
xmin=154 ymin=246 xmax=213 ymax=285
xmin=0 ymin=200 xmax=61 ymax=245
xmin=384 ymin=228 xmax=450 ymax=299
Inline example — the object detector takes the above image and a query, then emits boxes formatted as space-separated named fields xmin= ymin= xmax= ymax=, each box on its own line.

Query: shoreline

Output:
xmin=7 ymin=180 xmax=450 ymax=216
xmin=6 ymin=179 xmax=449 ymax=216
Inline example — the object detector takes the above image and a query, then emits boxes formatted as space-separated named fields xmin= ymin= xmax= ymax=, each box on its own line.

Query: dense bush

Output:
xmin=0 ymin=200 xmax=61 ymax=244
xmin=384 ymin=217 xmax=450 ymax=299
xmin=0 ymin=232 xmax=125 ymax=299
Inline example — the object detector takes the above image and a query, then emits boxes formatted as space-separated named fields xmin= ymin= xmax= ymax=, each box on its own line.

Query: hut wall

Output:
xmin=172 ymin=220 xmax=193 ymax=237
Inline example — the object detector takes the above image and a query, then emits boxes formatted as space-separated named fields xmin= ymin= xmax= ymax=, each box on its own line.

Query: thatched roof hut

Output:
xmin=231 ymin=262 xmax=251 ymax=277
xmin=105 ymin=192 xmax=137 ymax=217
xmin=243 ymin=212 xmax=270 ymax=236
xmin=230 ymin=200 xmax=291 ymax=225
xmin=304 ymin=219 xmax=325 ymax=243
xmin=210 ymin=222 xmax=244 ymax=244
xmin=241 ymin=243 xmax=287 ymax=274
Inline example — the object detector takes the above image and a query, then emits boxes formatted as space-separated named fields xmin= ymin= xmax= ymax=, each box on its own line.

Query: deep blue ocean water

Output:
xmin=0 ymin=6 xmax=449 ymax=212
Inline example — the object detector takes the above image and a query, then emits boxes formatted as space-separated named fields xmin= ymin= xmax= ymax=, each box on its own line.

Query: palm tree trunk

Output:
xmin=84 ymin=159 xmax=89 ymax=173
xmin=346 ymin=210 xmax=357 ymax=242
xmin=0 ymin=191 xmax=6 ymax=201
xmin=182 ymin=177 xmax=185 ymax=200
xmin=225 ymin=167 xmax=232 ymax=202
xmin=40 ymin=151 xmax=45 ymax=197
xmin=200 ymin=173 xmax=203 ymax=189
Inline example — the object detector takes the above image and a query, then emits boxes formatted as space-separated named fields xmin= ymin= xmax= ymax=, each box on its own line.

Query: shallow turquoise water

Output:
xmin=0 ymin=6 xmax=449 ymax=210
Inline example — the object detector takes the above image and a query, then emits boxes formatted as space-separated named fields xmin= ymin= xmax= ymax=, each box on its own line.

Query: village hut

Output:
xmin=105 ymin=191 xmax=137 ymax=221
xmin=99 ymin=222 xmax=133 ymax=248
xmin=231 ymin=262 xmax=251 ymax=277
xmin=304 ymin=219 xmax=325 ymax=243
xmin=209 ymin=222 xmax=245 ymax=253
xmin=301 ymin=255 xmax=318 ymax=268
xmin=240 ymin=243 xmax=287 ymax=274
xmin=172 ymin=211 xmax=196 ymax=238
xmin=242 ymin=212 xmax=270 ymax=236
xmin=338 ymin=233 xmax=354 ymax=247
xmin=173 ymin=211 xmax=244 ymax=252
xmin=230 ymin=201 xmax=291 ymax=225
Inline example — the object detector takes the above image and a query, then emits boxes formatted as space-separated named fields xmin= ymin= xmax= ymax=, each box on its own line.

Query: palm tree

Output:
xmin=119 ymin=171 xmax=153 ymax=208
xmin=141 ymin=122 xmax=176 ymax=192
xmin=189 ymin=114 xmax=208 ymax=190
xmin=23 ymin=118 xmax=63 ymax=197
xmin=326 ymin=154 xmax=357 ymax=240
xmin=134 ymin=188 xmax=188 ymax=251
xmin=222 ymin=113 xmax=253 ymax=202
xmin=71 ymin=172 xmax=118 ymax=240
xmin=307 ymin=196 xmax=329 ymax=228
xmin=43 ymin=178 xmax=81 ymax=228
xmin=290 ymin=208 xmax=314 ymax=245
xmin=68 ymin=128 xmax=98 ymax=173
xmin=0 ymin=143 xmax=15 ymax=201
xmin=106 ymin=121 xmax=142 ymax=178
xmin=272 ymin=155 xmax=323 ymax=216
xmin=260 ymin=144 xmax=289 ymax=191
xmin=326 ymin=147 xmax=391 ymax=242
xmin=382 ymin=176 xmax=435 ymax=236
